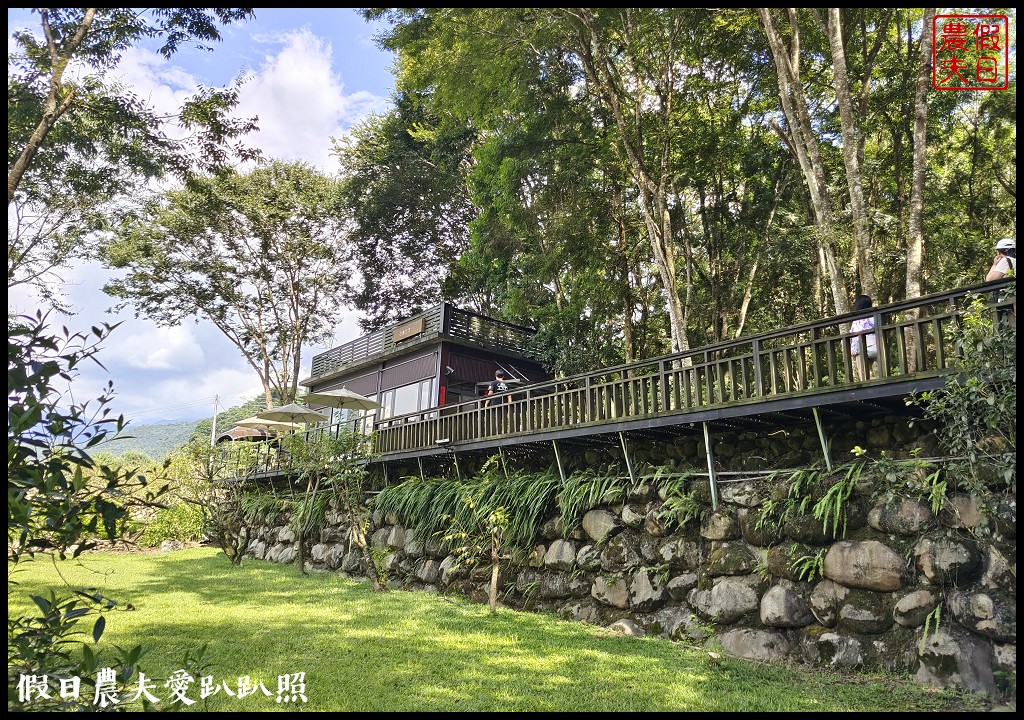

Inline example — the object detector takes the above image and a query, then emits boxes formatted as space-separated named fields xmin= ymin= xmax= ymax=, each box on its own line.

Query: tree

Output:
xmin=101 ymin=160 xmax=354 ymax=408
xmin=757 ymin=8 xmax=850 ymax=317
xmin=7 ymin=313 xmax=167 ymax=561
xmin=7 ymin=312 xmax=174 ymax=710
xmin=334 ymin=93 xmax=477 ymax=331
xmin=8 ymin=7 xmax=258 ymax=308
xmin=282 ymin=429 xmax=384 ymax=590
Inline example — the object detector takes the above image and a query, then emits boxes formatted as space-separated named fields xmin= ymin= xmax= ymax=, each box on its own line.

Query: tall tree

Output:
xmin=333 ymin=92 xmax=476 ymax=331
xmin=8 ymin=7 xmax=258 ymax=307
xmin=101 ymin=160 xmax=354 ymax=407
xmin=904 ymin=8 xmax=936 ymax=370
xmin=757 ymin=8 xmax=850 ymax=316
xmin=823 ymin=8 xmax=880 ymax=299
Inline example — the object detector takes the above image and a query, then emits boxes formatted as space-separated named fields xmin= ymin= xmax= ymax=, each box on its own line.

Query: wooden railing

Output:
xmin=370 ymin=281 xmax=1013 ymax=455
xmin=223 ymin=280 xmax=1012 ymax=478
xmin=307 ymin=304 xmax=537 ymax=382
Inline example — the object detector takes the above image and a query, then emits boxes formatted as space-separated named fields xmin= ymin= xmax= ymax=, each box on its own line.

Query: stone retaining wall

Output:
xmin=244 ymin=415 xmax=1016 ymax=702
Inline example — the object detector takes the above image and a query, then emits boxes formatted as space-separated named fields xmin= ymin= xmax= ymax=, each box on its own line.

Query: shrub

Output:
xmin=138 ymin=502 xmax=205 ymax=547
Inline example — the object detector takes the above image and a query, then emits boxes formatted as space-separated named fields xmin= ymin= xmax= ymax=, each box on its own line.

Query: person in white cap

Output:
xmin=986 ymin=237 xmax=1015 ymax=281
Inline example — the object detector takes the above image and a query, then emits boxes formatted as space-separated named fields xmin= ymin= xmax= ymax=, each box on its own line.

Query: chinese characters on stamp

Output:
xmin=933 ymin=14 xmax=1010 ymax=91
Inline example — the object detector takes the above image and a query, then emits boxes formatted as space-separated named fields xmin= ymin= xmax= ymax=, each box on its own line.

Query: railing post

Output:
xmin=585 ymin=376 xmax=592 ymax=422
xmin=874 ymin=309 xmax=888 ymax=378
xmin=659 ymin=359 xmax=669 ymax=412
xmin=749 ymin=337 xmax=765 ymax=399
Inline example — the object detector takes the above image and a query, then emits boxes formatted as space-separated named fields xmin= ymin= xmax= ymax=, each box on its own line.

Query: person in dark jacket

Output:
xmin=484 ymin=370 xmax=510 ymax=407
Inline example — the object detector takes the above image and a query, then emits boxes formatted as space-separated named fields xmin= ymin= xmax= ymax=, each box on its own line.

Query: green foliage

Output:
xmin=437 ymin=498 xmax=511 ymax=613
xmin=137 ymin=502 xmax=205 ymax=547
xmin=756 ymin=467 xmax=822 ymax=538
xmin=333 ymin=93 xmax=477 ymax=331
xmin=557 ymin=466 xmax=632 ymax=536
xmin=911 ymin=291 xmax=1016 ymax=494
xmin=6 ymin=312 xmax=188 ymax=712
xmin=374 ymin=458 xmax=560 ymax=550
xmin=94 ymin=420 xmax=198 ymax=461
xmin=864 ymin=448 xmax=947 ymax=516
xmin=790 ymin=549 xmax=826 ymax=582
xmin=270 ymin=429 xmax=380 ymax=582
xmin=8 ymin=312 xmax=168 ymax=562
xmin=351 ymin=9 xmax=1016 ymax=362
xmin=920 ymin=603 xmax=943 ymax=653
xmin=101 ymin=160 xmax=354 ymax=406
xmin=7 ymin=589 xmax=156 ymax=711
xmin=8 ymin=8 xmax=258 ymax=310
xmin=813 ymin=461 xmax=864 ymax=539
xmin=656 ymin=472 xmax=703 ymax=531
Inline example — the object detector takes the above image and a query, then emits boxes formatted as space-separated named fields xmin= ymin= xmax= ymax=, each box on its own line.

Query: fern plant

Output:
xmin=790 ymin=548 xmax=826 ymax=581
xmin=657 ymin=473 xmax=702 ymax=531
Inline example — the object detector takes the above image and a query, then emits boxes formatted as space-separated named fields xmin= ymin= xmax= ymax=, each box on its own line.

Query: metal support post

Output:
xmin=619 ymin=432 xmax=636 ymax=484
xmin=702 ymin=422 xmax=720 ymax=512
xmin=552 ymin=440 xmax=567 ymax=483
xmin=813 ymin=407 xmax=832 ymax=471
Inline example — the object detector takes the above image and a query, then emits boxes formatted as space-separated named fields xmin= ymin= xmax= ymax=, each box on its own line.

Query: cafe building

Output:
xmin=299 ymin=303 xmax=552 ymax=429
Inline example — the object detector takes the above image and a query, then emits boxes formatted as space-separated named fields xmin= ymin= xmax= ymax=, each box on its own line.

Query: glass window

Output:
xmin=381 ymin=378 xmax=436 ymax=421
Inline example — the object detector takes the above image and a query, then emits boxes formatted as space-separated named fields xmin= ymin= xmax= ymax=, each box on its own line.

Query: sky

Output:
xmin=8 ymin=8 xmax=398 ymax=425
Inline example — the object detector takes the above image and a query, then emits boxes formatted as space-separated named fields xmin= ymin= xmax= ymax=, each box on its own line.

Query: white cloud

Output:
xmin=104 ymin=324 xmax=205 ymax=371
xmin=9 ymin=11 xmax=392 ymax=424
xmin=235 ymin=29 xmax=390 ymax=171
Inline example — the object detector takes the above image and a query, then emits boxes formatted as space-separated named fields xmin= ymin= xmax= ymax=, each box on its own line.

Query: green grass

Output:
xmin=8 ymin=547 xmax=988 ymax=712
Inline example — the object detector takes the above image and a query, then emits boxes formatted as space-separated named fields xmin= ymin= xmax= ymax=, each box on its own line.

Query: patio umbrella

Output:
xmin=234 ymin=416 xmax=303 ymax=434
xmin=216 ymin=426 xmax=272 ymax=444
xmin=301 ymin=387 xmax=382 ymax=412
xmin=255 ymin=402 xmax=329 ymax=425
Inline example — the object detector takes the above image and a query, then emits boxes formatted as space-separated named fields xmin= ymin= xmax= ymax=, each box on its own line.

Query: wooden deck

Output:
xmin=226 ymin=280 xmax=1014 ymax=479
xmin=306 ymin=303 xmax=537 ymax=384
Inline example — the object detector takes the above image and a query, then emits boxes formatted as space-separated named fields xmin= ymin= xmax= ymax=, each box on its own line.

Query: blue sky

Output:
xmin=8 ymin=9 xmax=398 ymax=424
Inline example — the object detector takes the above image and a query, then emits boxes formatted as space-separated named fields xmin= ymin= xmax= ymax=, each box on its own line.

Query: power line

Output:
xmin=121 ymin=391 xmax=259 ymax=420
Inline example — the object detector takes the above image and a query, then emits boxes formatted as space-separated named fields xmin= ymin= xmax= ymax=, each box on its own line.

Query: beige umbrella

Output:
xmin=216 ymin=426 xmax=272 ymax=443
xmin=255 ymin=402 xmax=330 ymax=425
xmin=302 ymin=388 xmax=382 ymax=412
xmin=234 ymin=416 xmax=303 ymax=435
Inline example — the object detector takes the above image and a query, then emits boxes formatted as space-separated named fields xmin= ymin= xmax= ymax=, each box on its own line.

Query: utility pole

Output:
xmin=210 ymin=394 xmax=219 ymax=448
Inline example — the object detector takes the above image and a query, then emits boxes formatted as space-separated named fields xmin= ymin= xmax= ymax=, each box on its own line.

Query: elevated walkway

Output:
xmin=226 ymin=280 xmax=1014 ymax=481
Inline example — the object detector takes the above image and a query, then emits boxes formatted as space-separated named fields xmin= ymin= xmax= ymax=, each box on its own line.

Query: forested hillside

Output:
xmin=93 ymin=420 xmax=199 ymax=461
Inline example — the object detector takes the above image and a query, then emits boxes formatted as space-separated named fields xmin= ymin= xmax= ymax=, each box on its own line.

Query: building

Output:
xmin=299 ymin=303 xmax=552 ymax=429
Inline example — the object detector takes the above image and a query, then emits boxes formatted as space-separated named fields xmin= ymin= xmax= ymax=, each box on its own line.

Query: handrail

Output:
xmin=222 ymin=280 xmax=1013 ymax=479
xmin=305 ymin=303 xmax=538 ymax=383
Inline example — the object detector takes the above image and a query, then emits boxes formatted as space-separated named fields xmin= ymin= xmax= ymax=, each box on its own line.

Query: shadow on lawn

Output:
xmin=15 ymin=547 xmax=990 ymax=712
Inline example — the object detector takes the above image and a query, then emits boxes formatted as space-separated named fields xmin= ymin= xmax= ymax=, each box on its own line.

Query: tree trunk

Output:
xmin=905 ymin=8 xmax=935 ymax=371
xmin=296 ymin=528 xmax=307 ymax=575
xmin=348 ymin=506 xmax=384 ymax=592
xmin=827 ymin=8 xmax=877 ymax=299
xmin=8 ymin=9 xmax=98 ymax=204
xmin=571 ymin=9 xmax=691 ymax=356
xmin=489 ymin=544 xmax=500 ymax=615
xmin=759 ymin=8 xmax=849 ymax=316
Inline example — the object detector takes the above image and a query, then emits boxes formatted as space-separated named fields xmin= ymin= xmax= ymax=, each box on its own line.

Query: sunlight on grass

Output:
xmin=8 ymin=547 xmax=986 ymax=712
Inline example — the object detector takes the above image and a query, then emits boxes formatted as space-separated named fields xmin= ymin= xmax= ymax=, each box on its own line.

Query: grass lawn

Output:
xmin=8 ymin=546 xmax=992 ymax=712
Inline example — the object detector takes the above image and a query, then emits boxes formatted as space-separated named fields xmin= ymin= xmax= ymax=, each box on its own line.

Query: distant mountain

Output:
xmin=94 ymin=419 xmax=200 ymax=460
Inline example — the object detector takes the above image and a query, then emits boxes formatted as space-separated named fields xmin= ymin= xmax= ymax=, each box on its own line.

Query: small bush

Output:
xmin=138 ymin=502 xmax=205 ymax=547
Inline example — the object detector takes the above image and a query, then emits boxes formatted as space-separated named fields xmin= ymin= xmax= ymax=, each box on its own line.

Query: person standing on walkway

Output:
xmin=484 ymin=370 xmax=511 ymax=407
xmin=850 ymin=294 xmax=877 ymax=382
xmin=986 ymin=238 xmax=1015 ymax=281
xmin=986 ymin=238 xmax=1016 ymax=328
